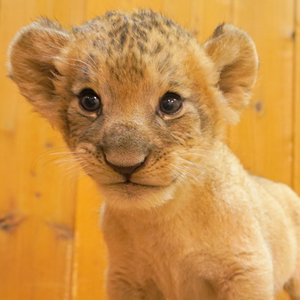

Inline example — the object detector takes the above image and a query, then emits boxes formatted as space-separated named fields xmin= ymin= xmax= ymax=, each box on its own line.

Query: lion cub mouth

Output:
xmin=108 ymin=178 xmax=176 ymax=189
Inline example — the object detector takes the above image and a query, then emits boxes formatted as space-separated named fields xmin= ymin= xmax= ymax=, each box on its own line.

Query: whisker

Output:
xmin=49 ymin=151 xmax=81 ymax=156
xmin=180 ymin=153 xmax=206 ymax=157
xmin=180 ymin=159 xmax=202 ymax=169
xmin=184 ymin=148 xmax=213 ymax=153
xmin=169 ymin=164 xmax=190 ymax=185
xmin=180 ymin=165 xmax=200 ymax=184
xmin=55 ymin=157 xmax=84 ymax=164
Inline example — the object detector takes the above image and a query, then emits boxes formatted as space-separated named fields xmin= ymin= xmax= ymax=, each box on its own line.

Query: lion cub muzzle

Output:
xmin=100 ymin=121 xmax=150 ymax=178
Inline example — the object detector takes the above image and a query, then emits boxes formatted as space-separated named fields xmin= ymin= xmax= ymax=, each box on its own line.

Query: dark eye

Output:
xmin=78 ymin=89 xmax=101 ymax=113
xmin=160 ymin=92 xmax=183 ymax=115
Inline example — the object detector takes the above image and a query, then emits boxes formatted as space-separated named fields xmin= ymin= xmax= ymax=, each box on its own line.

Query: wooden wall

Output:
xmin=0 ymin=0 xmax=299 ymax=299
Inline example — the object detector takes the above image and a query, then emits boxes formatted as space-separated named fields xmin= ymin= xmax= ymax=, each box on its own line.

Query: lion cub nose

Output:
xmin=105 ymin=158 xmax=145 ymax=177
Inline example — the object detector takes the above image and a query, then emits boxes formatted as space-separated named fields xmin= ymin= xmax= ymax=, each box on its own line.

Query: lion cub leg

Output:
xmin=216 ymin=271 xmax=274 ymax=300
xmin=218 ymin=278 xmax=274 ymax=300
xmin=203 ymin=252 xmax=275 ymax=300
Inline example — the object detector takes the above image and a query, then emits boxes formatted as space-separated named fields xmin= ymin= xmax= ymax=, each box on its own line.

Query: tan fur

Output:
xmin=8 ymin=10 xmax=300 ymax=300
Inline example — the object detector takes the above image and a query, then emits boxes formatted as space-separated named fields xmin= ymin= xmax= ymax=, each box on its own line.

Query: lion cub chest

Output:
xmin=102 ymin=202 xmax=223 ymax=299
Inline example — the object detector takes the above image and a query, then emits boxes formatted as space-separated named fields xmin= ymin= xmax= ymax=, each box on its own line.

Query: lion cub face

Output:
xmin=8 ymin=10 xmax=258 ymax=209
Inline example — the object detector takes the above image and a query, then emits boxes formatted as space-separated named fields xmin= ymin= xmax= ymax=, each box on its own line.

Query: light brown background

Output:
xmin=0 ymin=0 xmax=299 ymax=299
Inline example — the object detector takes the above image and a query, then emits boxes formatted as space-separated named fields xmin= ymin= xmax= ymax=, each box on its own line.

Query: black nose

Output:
xmin=105 ymin=159 xmax=145 ymax=177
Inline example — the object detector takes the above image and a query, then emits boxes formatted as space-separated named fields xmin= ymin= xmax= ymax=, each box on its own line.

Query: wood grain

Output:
xmin=294 ymin=0 xmax=300 ymax=195
xmin=0 ymin=0 xmax=78 ymax=299
xmin=72 ymin=173 xmax=107 ymax=300
xmin=229 ymin=0 xmax=294 ymax=186
xmin=0 ymin=1 xmax=296 ymax=300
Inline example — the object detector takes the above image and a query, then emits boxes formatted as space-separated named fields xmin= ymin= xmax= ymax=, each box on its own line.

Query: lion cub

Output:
xmin=8 ymin=9 xmax=300 ymax=300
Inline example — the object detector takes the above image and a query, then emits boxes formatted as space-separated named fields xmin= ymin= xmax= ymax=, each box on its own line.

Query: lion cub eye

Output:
xmin=78 ymin=89 xmax=101 ymax=113
xmin=159 ymin=92 xmax=183 ymax=115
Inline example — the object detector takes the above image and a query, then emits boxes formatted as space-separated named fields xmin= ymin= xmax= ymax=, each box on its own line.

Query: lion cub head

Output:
xmin=8 ymin=10 xmax=258 ymax=209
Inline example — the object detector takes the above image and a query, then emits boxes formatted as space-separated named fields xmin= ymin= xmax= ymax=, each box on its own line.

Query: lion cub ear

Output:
xmin=7 ymin=19 xmax=70 ymax=121
xmin=203 ymin=24 xmax=259 ymax=123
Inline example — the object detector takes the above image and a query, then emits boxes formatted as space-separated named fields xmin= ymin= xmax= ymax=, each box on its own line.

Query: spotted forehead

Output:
xmin=73 ymin=10 xmax=192 ymax=48
xmin=68 ymin=10 xmax=196 ymax=89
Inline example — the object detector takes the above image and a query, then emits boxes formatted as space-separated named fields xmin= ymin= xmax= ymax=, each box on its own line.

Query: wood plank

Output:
xmin=0 ymin=0 xmax=83 ymax=299
xmin=70 ymin=3 xmax=105 ymax=299
xmin=72 ymin=173 xmax=107 ymax=300
xmin=162 ymin=0 xmax=192 ymax=26
xmin=229 ymin=0 xmax=294 ymax=186
xmin=189 ymin=0 xmax=232 ymax=42
xmin=229 ymin=1 xmax=294 ymax=297
xmin=86 ymin=0 xmax=163 ymax=19
xmin=294 ymin=0 xmax=300 ymax=195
